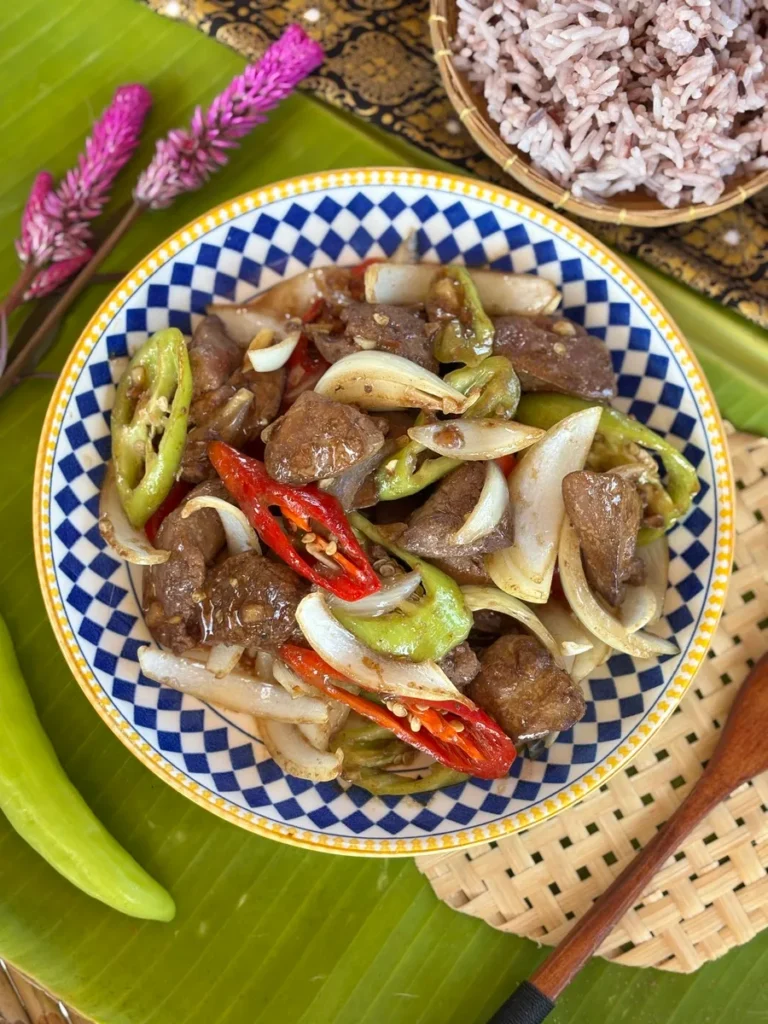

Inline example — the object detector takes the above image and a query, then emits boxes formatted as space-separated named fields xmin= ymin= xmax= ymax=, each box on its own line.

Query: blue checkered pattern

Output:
xmin=47 ymin=182 xmax=718 ymax=843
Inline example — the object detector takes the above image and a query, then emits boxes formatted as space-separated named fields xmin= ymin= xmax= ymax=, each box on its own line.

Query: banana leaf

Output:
xmin=1 ymin=3 xmax=767 ymax=1023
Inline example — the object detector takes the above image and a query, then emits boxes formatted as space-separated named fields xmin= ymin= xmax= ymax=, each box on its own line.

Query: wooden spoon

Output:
xmin=488 ymin=652 xmax=768 ymax=1024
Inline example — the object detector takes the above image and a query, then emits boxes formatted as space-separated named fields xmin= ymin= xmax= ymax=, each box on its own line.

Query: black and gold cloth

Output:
xmin=141 ymin=0 xmax=768 ymax=329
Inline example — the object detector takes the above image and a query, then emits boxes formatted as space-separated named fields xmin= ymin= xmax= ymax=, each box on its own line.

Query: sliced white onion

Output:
xmin=273 ymin=659 xmax=314 ymax=698
xmin=314 ymin=351 xmax=472 ymax=414
xmin=408 ymin=419 xmax=544 ymax=461
xmin=558 ymin=519 xmax=678 ymax=658
xmin=364 ymin=264 xmax=560 ymax=315
xmin=257 ymin=719 xmax=342 ymax=782
xmin=206 ymin=643 xmax=244 ymax=679
xmin=271 ymin=661 xmax=351 ymax=752
xmin=619 ymin=587 xmax=659 ymax=636
xmin=209 ymin=268 xmax=322 ymax=329
xmin=460 ymin=585 xmax=564 ymax=665
xmin=450 ymin=463 xmax=508 ymax=547
xmin=181 ymin=495 xmax=260 ymax=556
xmin=298 ymin=702 xmax=350 ymax=753
xmin=536 ymin=599 xmax=594 ymax=656
xmin=273 ymin=659 xmax=359 ymax=702
xmin=247 ymin=329 xmax=301 ymax=372
xmin=391 ymin=230 xmax=417 ymax=264
xmin=621 ymin=536 xmax=670 ymax=632
xmin=570 ymin=638 xmax=611 ymax=683
xmin=486 ymin=407 xmax=602 ymax=604
xmin=256 ymin=651 xmax=275 ymax=681
xmin=186 ymin=389 xmax=253 ymax=452
xmin=98 ymin=462 xmax=170 ymax=566
xmin=205 ymin=307 xmax=291 ymax=347
xmin=327 ymin=571 xmax=422 ymax=618
xmin=138 ymin=647 xmax=330 ymax=724
xmin=296 ymin=591 xmax=469 ymax=705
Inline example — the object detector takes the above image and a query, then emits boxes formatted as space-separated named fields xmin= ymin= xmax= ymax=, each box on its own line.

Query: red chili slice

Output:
xmin=209 ymin=442 xmax=380 ymax=602
xmin=279 ymin=645 xmax=516 ymax=779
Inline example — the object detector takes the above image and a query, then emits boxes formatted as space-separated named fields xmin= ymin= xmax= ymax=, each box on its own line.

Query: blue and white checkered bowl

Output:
xmin=34 ymin=169 xmax=733 ymax=856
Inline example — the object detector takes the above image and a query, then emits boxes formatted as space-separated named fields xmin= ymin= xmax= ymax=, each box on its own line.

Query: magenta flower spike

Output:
xmin=135 ymin=25 xmax=323 ymax=209
xmin=49 ymin=84 xmax=153 ymax=243
xmin=24 ymin=250 xmax=94 ymax=302
xmin=15 ymin=84 xmax=152 ymax=272
xmin=16 ymin=172 xmax=58 ymax=267
xmin=8 ymin=83 xmax=152 ymax=308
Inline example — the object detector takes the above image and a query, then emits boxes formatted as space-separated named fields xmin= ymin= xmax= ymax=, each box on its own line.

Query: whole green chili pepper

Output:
xmin=0 ymin=613 xmax=174 ymax=920
xmin=338 ymin=514 xmax=473 ymax=661
xmin=375 ymin=413 xmax=460 ymax=500
xmin=430 ymin=266 xmax=494 ymax=366
xmin=445 ymin=355 xmax=521 ymax=420
xmin=112 ymin=328 xmax=192 ymax=529
xmin=344 ymin=764 xmax=469 ymax=795
xmin=516 ymin=392 xmax=700 ymax=541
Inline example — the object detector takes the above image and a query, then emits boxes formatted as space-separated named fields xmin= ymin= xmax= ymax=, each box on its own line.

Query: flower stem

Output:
xmin=0 ymin=200 xmax=145 ymax=399
xmin=0 ymin=263 xmax=39 ymax=319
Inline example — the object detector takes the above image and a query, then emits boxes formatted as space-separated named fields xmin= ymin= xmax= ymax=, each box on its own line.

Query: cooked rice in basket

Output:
xmin=454 ymin=0 xmax=768 ymax=207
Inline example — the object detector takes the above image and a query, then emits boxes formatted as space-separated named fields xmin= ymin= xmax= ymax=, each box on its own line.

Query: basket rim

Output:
xmin=429 ymin=0 xmax=768 ymax=227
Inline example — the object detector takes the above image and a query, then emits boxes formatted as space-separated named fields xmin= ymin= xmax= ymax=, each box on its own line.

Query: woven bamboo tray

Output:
xmin=417 ymin=427 xmax=768 ymax=973
xmin=0 ymin=961 xmax=85 ymax=1024
xmin=429 ymin=2 xmax=768 ymax=227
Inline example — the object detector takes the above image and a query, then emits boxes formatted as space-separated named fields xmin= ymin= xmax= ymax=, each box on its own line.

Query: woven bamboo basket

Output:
xmin=429 ymin=1 xmax=768 ymax=227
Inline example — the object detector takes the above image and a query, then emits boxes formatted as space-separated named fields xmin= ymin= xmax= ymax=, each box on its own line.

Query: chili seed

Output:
xmin=389 ymin=702 xmax=408 ymax=718
xmin=553 ymin=320 xmax=576 ymax=337
xmin=409 ymin=716 xmax=422 ymax=732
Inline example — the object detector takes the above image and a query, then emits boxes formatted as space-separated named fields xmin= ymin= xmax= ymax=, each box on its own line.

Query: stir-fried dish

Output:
xmin=99 ymin=251 xmax=697 ymax=795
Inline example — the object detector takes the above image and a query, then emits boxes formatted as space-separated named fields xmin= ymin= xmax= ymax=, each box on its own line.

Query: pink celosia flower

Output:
xmin=16 ymin=84 xmax=152 ymax=269
xmin=135 ymin=26 xmax=322 ymax=209
xmin=24 ymin=250 xmax=94 ymax=301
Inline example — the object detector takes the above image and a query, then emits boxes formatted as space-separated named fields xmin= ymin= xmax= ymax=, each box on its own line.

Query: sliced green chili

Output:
xmin=375 ymin=413 xmax=460 ymax=500
xmin=445 ymin=355 xmax=521 ymax=420
xmin=112 ymin=328 xmax=192 ymax=529
xmin=344 ymin=764 xmax=469 ymax=795
xmin=335 ymin=717 xmax=416 ymax=772
xmin=338 ymin=514 xmax=473 ymax=662
xmin=430 ymin=266 xmax=495 ymax=366
xmin=0 ymin=613 xmax=174 ymax=920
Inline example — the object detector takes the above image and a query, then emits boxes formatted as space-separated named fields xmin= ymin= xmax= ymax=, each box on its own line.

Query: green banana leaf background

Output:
xmin=1 ymin=2 xmax=767 ymax=1022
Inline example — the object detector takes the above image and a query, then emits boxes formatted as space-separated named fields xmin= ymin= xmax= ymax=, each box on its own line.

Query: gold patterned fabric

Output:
xmin=140 ymin=0 xmax=768 ymax=329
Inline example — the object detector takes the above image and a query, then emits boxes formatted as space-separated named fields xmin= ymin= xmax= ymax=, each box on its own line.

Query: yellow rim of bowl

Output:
xmin=33 ymin=168 xmax=734 ymax=857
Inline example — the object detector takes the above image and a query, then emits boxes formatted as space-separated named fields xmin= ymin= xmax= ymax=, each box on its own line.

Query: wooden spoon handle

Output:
xmin=488 ymin=777 xmax=723 ymax=1023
